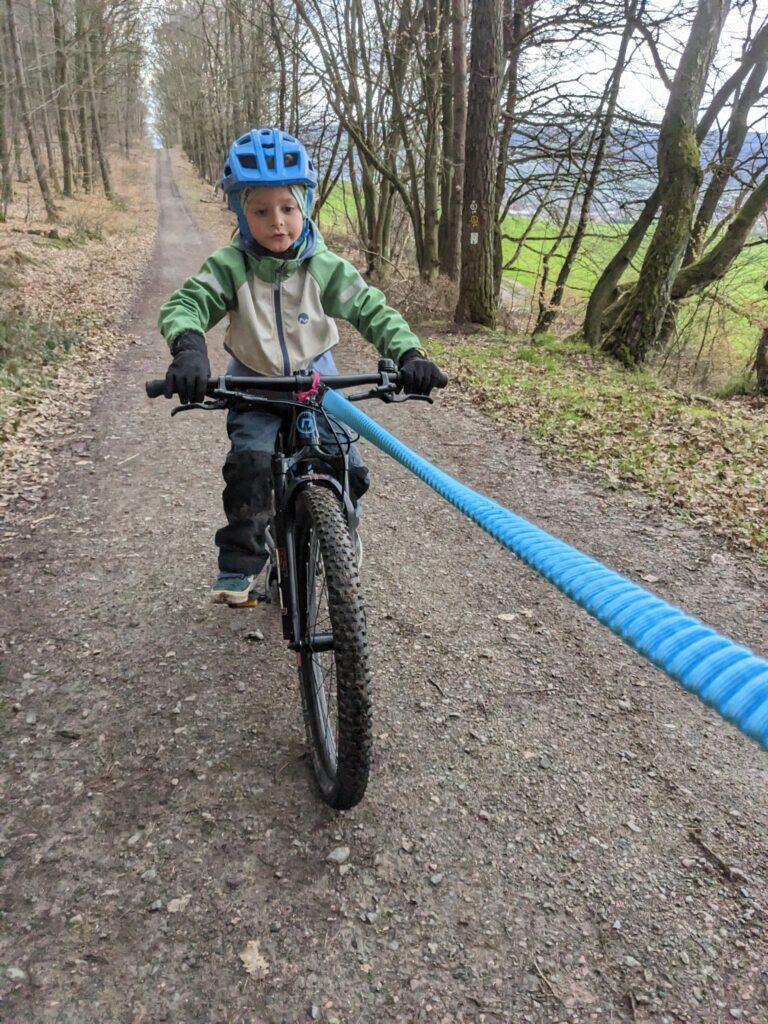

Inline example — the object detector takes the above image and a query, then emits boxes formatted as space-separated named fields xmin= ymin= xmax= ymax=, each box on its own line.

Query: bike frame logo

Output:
xmin=297 ymin=411 xmax=316 ymax=436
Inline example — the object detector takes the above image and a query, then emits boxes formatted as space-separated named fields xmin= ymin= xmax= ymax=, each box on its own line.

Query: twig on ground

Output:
xmin=689 ymin=828 xmax=746 ymax=881
xmin=534 ymin=962 xmax=562 ymax=1002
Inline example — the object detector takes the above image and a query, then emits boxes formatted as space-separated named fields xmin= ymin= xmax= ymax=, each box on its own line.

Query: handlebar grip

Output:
xmin=435 ymin=370 xmax=449 ymax=389
xmin=145 ymin=379 xmax=168 ymax=399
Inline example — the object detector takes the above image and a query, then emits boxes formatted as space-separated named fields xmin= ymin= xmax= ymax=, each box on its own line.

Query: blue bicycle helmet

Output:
xmin=220 ymin=128 xmax=317 ymax=247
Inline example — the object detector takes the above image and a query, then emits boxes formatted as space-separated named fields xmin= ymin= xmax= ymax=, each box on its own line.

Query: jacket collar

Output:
xmin=236 ymin=219 xmax=321 ymax=277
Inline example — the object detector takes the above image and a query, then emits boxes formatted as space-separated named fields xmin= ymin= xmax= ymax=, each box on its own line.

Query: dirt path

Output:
xmin=2 ymin=151 xmax=767 ymax=1024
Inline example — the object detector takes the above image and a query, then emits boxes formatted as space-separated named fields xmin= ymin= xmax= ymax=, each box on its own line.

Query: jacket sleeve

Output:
xmin=157 ymin=247 xmax=240 ymax=346
xmin=312 ymin=252 xmax=424 ymax=363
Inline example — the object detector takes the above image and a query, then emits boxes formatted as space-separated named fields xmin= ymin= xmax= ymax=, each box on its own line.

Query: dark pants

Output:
xmin=216 ymin=403 xmax=369 ymax=574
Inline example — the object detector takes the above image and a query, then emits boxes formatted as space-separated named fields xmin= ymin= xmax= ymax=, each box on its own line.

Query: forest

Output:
xmin=1 ymin=0 xmax=767 ymax=386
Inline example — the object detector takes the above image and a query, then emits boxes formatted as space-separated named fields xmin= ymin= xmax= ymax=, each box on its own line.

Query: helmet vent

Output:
xmin=239 ymin=154 xmax=258 ymax=169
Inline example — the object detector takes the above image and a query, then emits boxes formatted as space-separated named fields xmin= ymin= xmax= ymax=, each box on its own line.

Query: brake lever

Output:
xmin=389 ymin=393 xmax=434 ymax=404
xmin=347 ymin=386 xmax=397 ymax=403
xmin=170 ymin=399 xmax=227 ymax=416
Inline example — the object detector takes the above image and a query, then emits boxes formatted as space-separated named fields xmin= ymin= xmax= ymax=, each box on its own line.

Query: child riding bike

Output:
xmin=158 ymin=127 xmax=446 ymax=605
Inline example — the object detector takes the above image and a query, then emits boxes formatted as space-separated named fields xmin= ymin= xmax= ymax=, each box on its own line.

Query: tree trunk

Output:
xmin=439 ymin=0 xmax=466 ymax=279
xmin=755 ymin=327 xmax=768 ymax=395
xmin=601 ymin=0 xmax=729 ymax=365
xmin=4 ymin=0 xmax=57 ymax=219
xmin=492 ymin=0 xmax=526 ymax=297
xmin=421 ymin=0 xmax=443 ymax=281
xmin=671 ymin=174 xmax=768 ymax=298
xmin=685 ymin=57 xmax=767 ymax=263
xmin=455 ymin=0 xmax=503 ymax=326
xmin=74 ymin=2 xmax=92 ymax=192
xmin=31 ymin=8 xmax=60 ymax=194
xmin=50 ymin=0 xmax=73 ymax=197
xmin=0 ymin=9 xmax=13 ymax=216
xmin=85 ymin=27 xmax=113 ymax=199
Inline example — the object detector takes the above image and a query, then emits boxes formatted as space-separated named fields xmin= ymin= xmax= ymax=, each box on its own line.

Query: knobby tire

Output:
xmin=294 ymin=486 xmax=371 ymax=810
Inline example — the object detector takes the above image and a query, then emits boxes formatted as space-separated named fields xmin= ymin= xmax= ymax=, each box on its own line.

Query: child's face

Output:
xmin=244 ymin=186 xmax=304 ymax=252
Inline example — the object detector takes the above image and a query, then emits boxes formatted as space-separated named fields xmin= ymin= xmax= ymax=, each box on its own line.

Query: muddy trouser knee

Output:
xmin=215 ymin=404 xmax=370 ymax=573
xmin=215 ymin=406 xmax=283 ymax=575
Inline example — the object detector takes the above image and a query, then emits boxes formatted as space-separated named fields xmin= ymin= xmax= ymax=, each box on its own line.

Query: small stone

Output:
xmin=167 ymin=895 xmax=191 ymax=913
xmin=338 ymin=864 xmax=350 ymax=876
xmin=617 ymin=698 xmax=632 ymax=711
xmin=246 ymin=630 xmax=264 ymax=642
xmin=309 ymin=1007 xmax=321 ymax=1021
xmin=430 ymin=873 xmax=443 ymax=886
xmin=25 ymin=712 xmax=37 ymax=726
xmin=625 ymin=955 xmax=641 ymax=968
xmin=681 ymin=857 xmax=697 ymax=869
xmin=149 ymin=899 xmax=164 ymax=912
xmin=127 ymin=832 xmax=142 ymax=847
xmin=68 ymin=913 xmax=83 ymax=925
xmin=327 ymin=846 xmax=350 ymax=865
xmin=401 ymin=838 xmax=414 ymax=853
xmin=141 ymin=868 xmax=157 ymax=882
xmin=626 ymin=820 xmax=642 ymax=833
xmin=7 ymin=966 xmax=27 ymax=981
xmin=729 ymin=1011 xmax=742 ymax=1020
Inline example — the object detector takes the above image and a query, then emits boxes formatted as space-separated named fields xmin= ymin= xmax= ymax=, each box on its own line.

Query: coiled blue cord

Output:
xmin=324 ymin=389 xmax=768 ymax=750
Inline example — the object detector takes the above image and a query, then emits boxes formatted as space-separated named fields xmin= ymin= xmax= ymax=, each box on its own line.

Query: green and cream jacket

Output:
xmin=158 ymin=223 xmax=422 ymax=375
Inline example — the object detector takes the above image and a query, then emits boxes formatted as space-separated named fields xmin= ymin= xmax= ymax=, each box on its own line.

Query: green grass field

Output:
xmin=501 ymin=213 xmax=767 ymax=363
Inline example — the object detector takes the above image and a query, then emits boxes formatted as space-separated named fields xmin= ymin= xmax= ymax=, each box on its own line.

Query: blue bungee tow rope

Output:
xmin=323 ymin=389 xmax=768 ymax=751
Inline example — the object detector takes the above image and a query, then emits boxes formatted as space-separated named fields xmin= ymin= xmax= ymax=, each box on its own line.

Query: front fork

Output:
xmin=269 ymin=458 xmax=356 ymax=646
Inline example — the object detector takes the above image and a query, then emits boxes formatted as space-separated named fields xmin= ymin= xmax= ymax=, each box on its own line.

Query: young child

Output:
xmin=159 ymin=127 xmax=446 ymax=605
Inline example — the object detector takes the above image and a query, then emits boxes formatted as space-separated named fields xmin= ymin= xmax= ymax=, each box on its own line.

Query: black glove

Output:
xmin=164 ymin=330 xmax=211 ymax=403
xmin=398 ymin=348 xmax=448 ymax=396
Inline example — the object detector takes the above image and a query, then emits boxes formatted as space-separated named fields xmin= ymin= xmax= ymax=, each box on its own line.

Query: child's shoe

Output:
xmin=211 ymin=572 xmax=258 ymax=605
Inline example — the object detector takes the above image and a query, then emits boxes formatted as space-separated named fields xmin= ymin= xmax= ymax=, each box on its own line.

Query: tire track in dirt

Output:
xmin=2 ymin=150 xmax=767 ymax=1024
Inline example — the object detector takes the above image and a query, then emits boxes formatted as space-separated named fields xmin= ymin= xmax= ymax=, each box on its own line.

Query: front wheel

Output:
xmin=294 ymin=486 xmax=371 ymax=809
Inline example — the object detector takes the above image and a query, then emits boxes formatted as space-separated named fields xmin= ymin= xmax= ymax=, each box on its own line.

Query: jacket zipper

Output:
xmin=273 ymin=267 xmax=291 ymax=375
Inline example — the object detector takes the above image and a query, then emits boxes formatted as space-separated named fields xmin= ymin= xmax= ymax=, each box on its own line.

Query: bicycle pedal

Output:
xmin=229 ymin=592 xmax=268 ymax=608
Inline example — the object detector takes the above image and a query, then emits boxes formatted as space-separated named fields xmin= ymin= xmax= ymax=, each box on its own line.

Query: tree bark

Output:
xmin=85 ymin=23 xmax=113 ymax=199
xmin=455 ymin=0 xmax=503 ymax=326
xmin=4 ymin=0 xmax=57 ymax=219
xmin=74 ymin=0 xmax=93 ymax=192
xmin=601 ymin=0 xmax=730 ymax=366
xmin=755 ymin=326 xmax=768 ymax=395
xmin=50 ymin=0 xmax=73 ymax=197
xmin=685 ymin=57 xmax=767 ymax=263
xmin=439 ymin=0 xmax=466 ymax=279
xmin=0 ymin=8 xmax=13 ymax=216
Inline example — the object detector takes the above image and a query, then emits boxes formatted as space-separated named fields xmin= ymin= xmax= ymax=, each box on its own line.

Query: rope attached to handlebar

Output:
xmin=323 ymin=389 xmax=768 ymax=751
xmin=295 ymin=370 xmax=322 ymax=403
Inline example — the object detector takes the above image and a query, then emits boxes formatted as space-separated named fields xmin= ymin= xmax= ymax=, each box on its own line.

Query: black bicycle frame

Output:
xmin=269 ymin=399 xmax=357 ymax=650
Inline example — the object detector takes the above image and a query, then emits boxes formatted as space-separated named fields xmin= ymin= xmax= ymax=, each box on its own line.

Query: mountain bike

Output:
xmin=146 ymin=361 xmax=439 ymax=809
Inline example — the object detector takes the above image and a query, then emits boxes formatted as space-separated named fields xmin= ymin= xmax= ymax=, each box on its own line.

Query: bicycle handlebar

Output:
xmin=145 ymin=370 xmax=403 ymax=401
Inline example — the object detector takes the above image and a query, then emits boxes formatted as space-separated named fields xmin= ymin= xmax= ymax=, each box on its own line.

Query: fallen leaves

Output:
xmin=239 ymin=940 xmax=269 ymax=979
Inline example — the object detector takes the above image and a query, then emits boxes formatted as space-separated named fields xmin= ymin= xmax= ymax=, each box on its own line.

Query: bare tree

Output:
xmin=4 ymin=0 xmax=57 ymax=218
xmin=455 ymin=0 xmax=503 ymax=324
